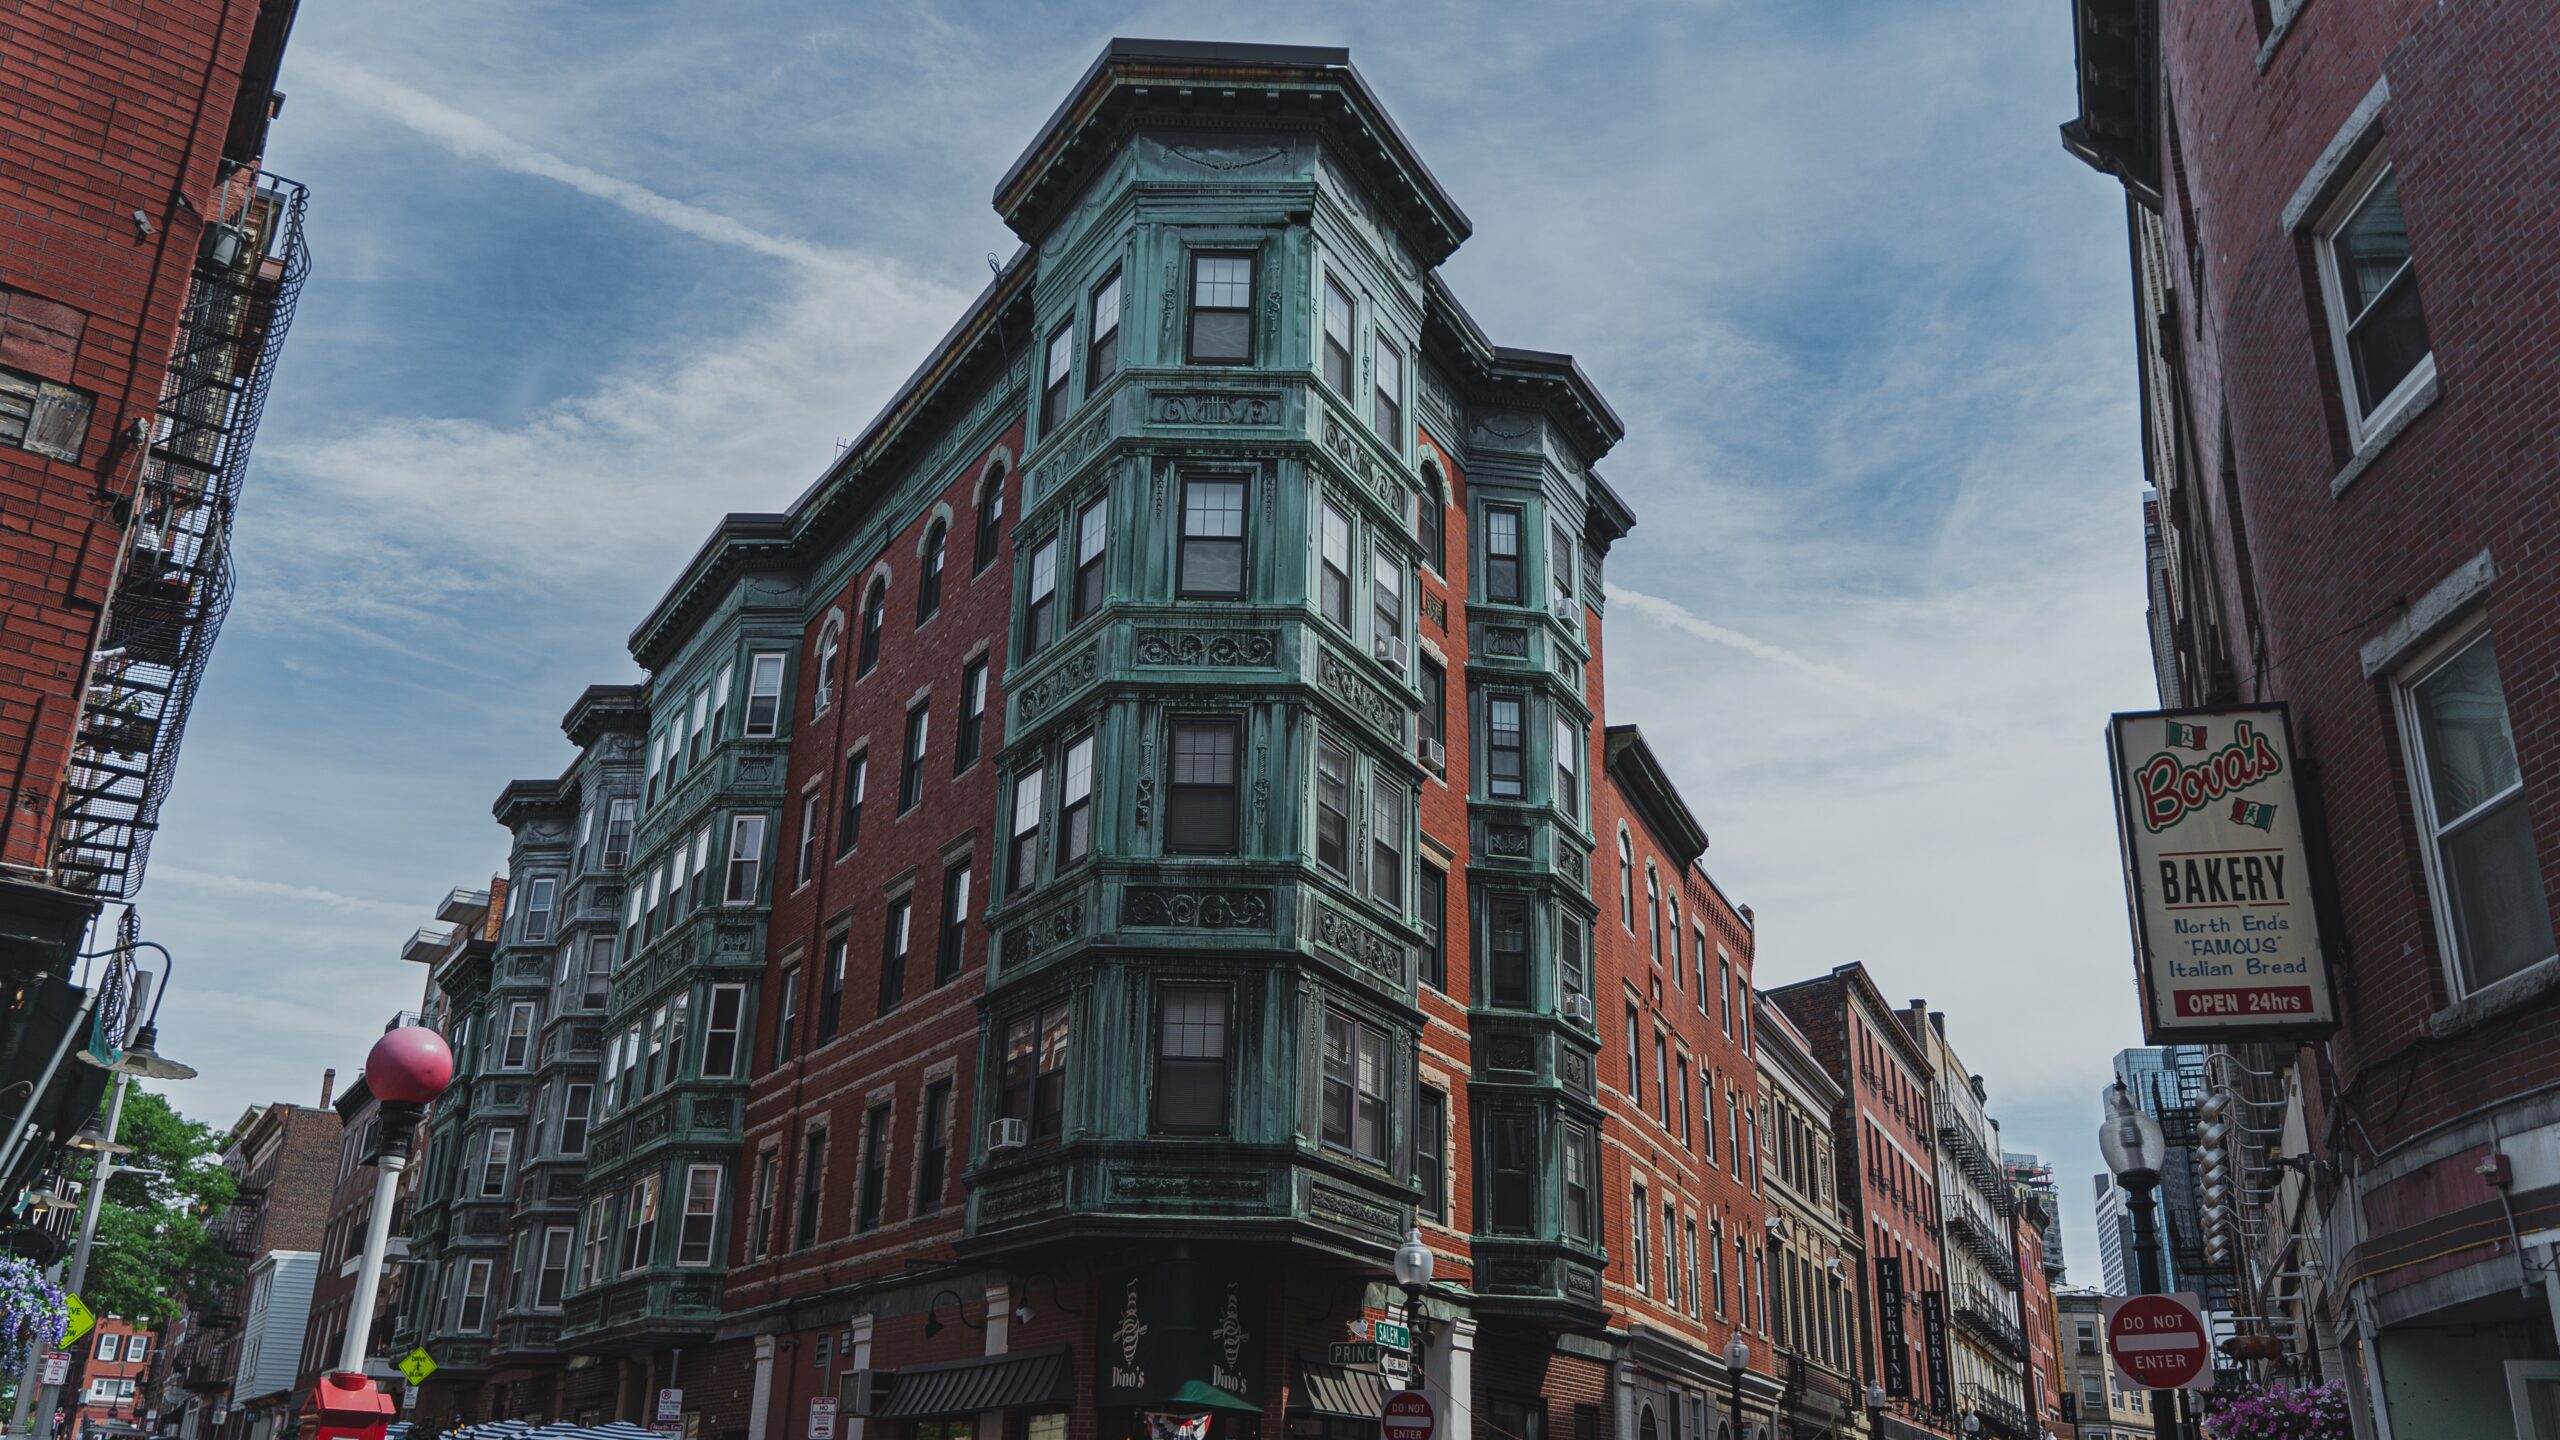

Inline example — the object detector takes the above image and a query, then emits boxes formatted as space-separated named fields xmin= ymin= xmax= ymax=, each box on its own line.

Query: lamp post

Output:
xmin=302 ymin=1024 xmax=452 ymax=1440
xmin=1391 ymin=1229 xmax=1434 ymax=1394
xmin=2099 ymin=1082 xmax=2178 ymax=1440
xmin=1724 ymin=1337 xmax=1751 ymax=1437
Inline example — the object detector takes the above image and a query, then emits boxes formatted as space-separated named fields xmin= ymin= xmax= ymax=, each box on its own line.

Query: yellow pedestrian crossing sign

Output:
xmin=398 ymin=1348 xmax=437 ymax=1385
xmin=60 ymin=1295 xmax=94 ymax=1348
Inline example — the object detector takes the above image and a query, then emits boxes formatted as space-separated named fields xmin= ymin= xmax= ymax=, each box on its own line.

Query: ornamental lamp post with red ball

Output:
xmin=300 ymin=1023 xmax=453 ymax=1440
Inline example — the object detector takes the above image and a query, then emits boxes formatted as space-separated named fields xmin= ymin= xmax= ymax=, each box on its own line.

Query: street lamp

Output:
xmin=1392 ymin=1229 xmax=1434 ymax=1394
xmin=74 ymin=942 xmax=196 ymax=1081
xmin=2099 ymin=1082 xmax=2176 ymax=1440
xmin=1724 ymin=1337 xmax=1751 ymax=1438
xmin=303 ymin=1023 xmax=453 ymax=1440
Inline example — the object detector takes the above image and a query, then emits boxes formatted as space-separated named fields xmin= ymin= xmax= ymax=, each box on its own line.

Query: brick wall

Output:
xmin=0 ymin=0 xmax=265 ymax=869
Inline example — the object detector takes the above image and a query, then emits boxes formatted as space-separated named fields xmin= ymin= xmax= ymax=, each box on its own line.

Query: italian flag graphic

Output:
xmin=2166 ymin=721 xmax=2208 ymax=750
xmin=2230 ymin=797 xmax=2277 ymax=831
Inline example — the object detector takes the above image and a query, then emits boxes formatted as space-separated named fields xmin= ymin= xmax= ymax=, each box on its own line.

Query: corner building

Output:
xmin=2065 ymin=1 xmax=2560 ymax=1433
xmin=422 ymin=37 xmax=1802 ymax=1440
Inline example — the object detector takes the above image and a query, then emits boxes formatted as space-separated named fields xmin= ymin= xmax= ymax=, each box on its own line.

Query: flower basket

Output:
xmin=0 ymin=1254 xmax=66 ymax=1370
xmin=2201 ymin=1382 xmax=2353 ymax=1440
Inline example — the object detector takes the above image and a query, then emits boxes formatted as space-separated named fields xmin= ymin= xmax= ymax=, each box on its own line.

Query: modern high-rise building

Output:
xmin=2066 ymin=0 xmax=2560 ymax=1430
xmin=0 ymin=0 xmax=311 ymax=1190
xmin=2090 ymin=1176 xmax=2132 ymax=1299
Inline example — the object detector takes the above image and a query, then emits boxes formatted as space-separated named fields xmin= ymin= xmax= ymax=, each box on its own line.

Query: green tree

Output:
xmin=65 ymin=1088 xmax=238 ymax=1325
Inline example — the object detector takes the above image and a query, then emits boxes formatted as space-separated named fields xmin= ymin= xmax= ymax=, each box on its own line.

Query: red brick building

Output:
xmin=2065 ymin=0 xmax=2560 ymax=1432
xmin=71 ymin=1316 xmax=155 ymax=1440
xmin=1769 ymin=964 xmax=1949 ymax=1440
xmin=0 ymin=0 xmax=309 ymax=1178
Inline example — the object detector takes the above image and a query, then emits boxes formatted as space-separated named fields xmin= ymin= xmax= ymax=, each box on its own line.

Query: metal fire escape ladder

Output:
xmin=53 ymin=170 xmax=308 ymax=898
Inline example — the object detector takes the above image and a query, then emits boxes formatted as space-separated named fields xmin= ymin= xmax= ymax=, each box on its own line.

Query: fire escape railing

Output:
xmin=54 ymin=170 xmax=308 ymax=897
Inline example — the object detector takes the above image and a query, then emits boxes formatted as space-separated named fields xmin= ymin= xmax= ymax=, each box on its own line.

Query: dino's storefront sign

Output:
xmin=1094 ymin=1261 xmax=1266 ymax=1415
xmin=2109 ymin=706 xmax=2335 ymax=1041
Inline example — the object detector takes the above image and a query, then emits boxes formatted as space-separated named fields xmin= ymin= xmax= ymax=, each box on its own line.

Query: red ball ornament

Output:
xmin=364 ymin=1025 xmax=453 ymax=1104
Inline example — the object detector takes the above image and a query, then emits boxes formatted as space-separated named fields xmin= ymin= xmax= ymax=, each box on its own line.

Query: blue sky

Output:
xmin=125 ymin=0 xmax=2158 ymax=1284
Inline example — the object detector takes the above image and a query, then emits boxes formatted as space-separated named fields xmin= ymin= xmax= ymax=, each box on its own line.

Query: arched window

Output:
xmin=1647 ymin=868 xmax=1663 ymax=964
xmin=812 ymin=622 xmax=841 ymax=716
xmin=1639 ymin=1405 xmax=1658 ymax=1440
xmin=974 ymin=466 xmax=1006 ymax=574
xmin=918 ymin=520 xmax=947 ymax=624
xmin=858 ymin=579 xmax=886 ymax=677
xmin=1668 ymin=892 xmax=1683 ymax=980
xmin=1618 ymin=832 xmax=1635 ymax=927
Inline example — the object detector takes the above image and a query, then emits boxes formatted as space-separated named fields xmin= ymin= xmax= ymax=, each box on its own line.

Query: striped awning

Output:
xmin=875 ymin=1345 xmax=1074 ymax=1420
xmin=1292 ymin=1360 xmax=1389 ymax=1420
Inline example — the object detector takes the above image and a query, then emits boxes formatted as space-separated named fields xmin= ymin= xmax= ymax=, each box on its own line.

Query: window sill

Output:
xmin=2331 ymin=367 xmax=2440 ymax=498
xmin=2424 ymin=952 xmax=2560 ymax=1040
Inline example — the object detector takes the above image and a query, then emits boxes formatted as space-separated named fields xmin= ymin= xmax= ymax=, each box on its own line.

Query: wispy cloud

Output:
xmin=150 ymin=866 xmax=420 ymax=920
xmin=1607 ymin=583 xmax=1947 ymax=719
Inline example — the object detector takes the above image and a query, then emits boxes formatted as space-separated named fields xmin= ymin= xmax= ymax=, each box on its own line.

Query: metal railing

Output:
xmin=55 ymin=170 xmax=309 ymax=897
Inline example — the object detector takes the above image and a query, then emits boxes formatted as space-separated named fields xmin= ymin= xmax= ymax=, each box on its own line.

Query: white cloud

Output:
xmin=148 ymin=866 xmax=420 ymax=920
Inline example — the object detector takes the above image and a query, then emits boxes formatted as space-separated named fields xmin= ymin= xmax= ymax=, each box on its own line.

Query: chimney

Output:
xmin=1930 ymin=1010 xmax=1946 ymax=1038
xmin=320 ymin=1068 xmax=336 ymax=1109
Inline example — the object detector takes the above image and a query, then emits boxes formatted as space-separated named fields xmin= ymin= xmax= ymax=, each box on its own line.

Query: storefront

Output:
xmin=854 ymin=1345 xmax=1076 ymax=1440
xmin=1091 ymin=1262 xmax=1268 ymax=1440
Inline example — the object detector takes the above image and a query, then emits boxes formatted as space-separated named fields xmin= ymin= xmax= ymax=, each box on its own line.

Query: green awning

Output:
xmin=1291 ymin=1360 xmax=1388 ymax=1420
xmin=877 ymin=1346 xmax=1074 ymax=1420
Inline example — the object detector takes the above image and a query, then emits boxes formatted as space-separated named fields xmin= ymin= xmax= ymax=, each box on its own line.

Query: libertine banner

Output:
xmin=2107 ymin=705 xmax=2336 ymax=1041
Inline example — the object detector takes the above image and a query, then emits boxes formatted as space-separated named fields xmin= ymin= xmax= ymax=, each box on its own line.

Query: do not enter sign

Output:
xmin=2105 ymin=1292 xmax=2214 ymax=1391
xmin=1380 ymin=1389 xmax=1436 ymax=1440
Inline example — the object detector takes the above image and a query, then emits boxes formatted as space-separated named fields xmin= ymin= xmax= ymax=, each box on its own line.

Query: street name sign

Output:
xmin=1370 ymin=1320 xmax=1410 ymax=1351
xmin=1329 ymin=1343 xmax=1380 ymax=1367
xmin=2104 ymin=1293 xmax=2213 ymax=1392
xmin=2108 ymin=706 xmax=2336 ymax=1041
xmin=1380 ymin=1390 xmax=1435 ymax=1440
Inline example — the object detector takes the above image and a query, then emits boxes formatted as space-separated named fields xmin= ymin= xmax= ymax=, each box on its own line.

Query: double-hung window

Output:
xmin=522 ymin=877 xmax=556 ymax=943
xmin=1417 ymin=468 xmax=1446 ymax=575
xmin=814 ymin=626 xmax=840 ymax=714
xmin=1369 ymin=782 xmax=1404 ymax=908
xmin=690 ymin=685 xmax=712 ymax=763
xmin=1074 ymin=497 xmax=1108 ymax=623
xmin=1416 ymin=1086 xmax=1448 ymax=1221
xmin=1419 ymin=656 xmax=1446 ymax=760
xmin=1632 ymin=1182 xmax=1651 ymax=1290
xmin=1315 ymin=739 xmax=1353 ymax=878
xmin=537 ymin=1227 xmax=572 ymax=1307
xmin=690 ymin=824 xmax=714 ymax=909
xmin=500 ymin=1001 xmax=535 ymax=1070
xmin=1319 ymin=502 xmax=1353 ymax=628
xmin=1553 ymin=716 xmax=1579 ymax=820
xmin=773 ymin=966 xmax=800 ymax=1067
xmin=918 ymin=522 xmax=945 ymax=624
xmin=744 ymin=654 xmax=786 ymax=738
xmin=1025 ymin=536 xmax=1059 ymax=653
xmin=1179 ymin=477 xmax=1247 ymax=598
xmin=1188 ymin=252 xmax=1255 ymax=364
xmin=1417 ymin=866 xmax=1447 ymax=992
xmin=1154 ymin=985 xmax=1231 ymax=1134
xmin=796 ymin=792 xmax=820 ymax=889
xmin=724 ymin=815 xmax=765 ymax=905
xmin=1563 ymin=1127 xmax=1594 ymax=1242
xmin=677 ymin=1164 xmax=721 ymax=1266
xmin=1168 ymin=719 xmax=1239 ymax=853
xmin=936 ymin=860 xmax=971 ymax=984
xmin=603 ymin=798 xmax=635 ymax=870
xmin=1488 ymin=1111 xmax=1536 ymax=1233
xmin=2316 ymin=152 xmax=2433 ymax=439
xmin=1320 ymin=1011 xmax=1387 ymax=1163
xmin=975 ymin=469 xmax=1006 ymax=574
xmin=837 ymin=752 xmax=866 ymax=857
xmin=858 ymin=581 xmax=886 ymax=677
xmin=1484 ymin=505 xmax=1523 ymax=604
xmin=1487 ymin=695 xmax=1525 ymax=799
xmin=1373 ymin=338 xmax=1403 ymax=440
xmin=458 ymin=1258 xmax=493 ymax=1332
xmin=562 ymin=1082 xmax=592 ymax=1154
xmin=795 ymin=1131 xmax=826 ymax=1250
xmin=878 ymin=896 xmax=911 ymax=1016
xmin=1322 ymin=278 xmax=1355 ymax=395
xmin=817 ymin=936 xmax=847 ymax=1044
xmin=1061 ymin=734 xmax=1095 ymax=864
xmin=915 ymin=1080 xmax=952 ymax=1215
xmin=479 ymin=1129 xmax=514 ymax=1197
xmin=1001 ymin=1002 xmax=1071 ymax=1141
xmin=1550 ymin=520 xmax=1575 ymax=616
xmin=900 ymin=703 xmax=929 ymax=811
xmin=955 ymin=659 xmax=988 ymax=772
xmin=856 ymin=1104 xmax=891 ymax=1233
xmin=702 ymin=985 xmax=744 ymax=1079
xmin=1088 ymin=271 xmax=1122 ymax=389
xmin=1042 ymin=321 xmax=1074 ymax=433
xmin=1010 ymin=767 xmax=1044 ymax=895
xmin=1372 ymin=549 xmax=1404 ymax=667
xmin=2399 ymin=630 xmax=2556 ymax=990
xmin=1487 ymin=894 xmax=1529 ymax=1008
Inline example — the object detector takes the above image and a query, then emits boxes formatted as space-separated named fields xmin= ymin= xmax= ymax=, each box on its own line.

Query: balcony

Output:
xmin=1964 ymin=1383 xmax=2034 ymax=1439
xmin=966 ymin=1138 xmax=1415 ymax=1269
xmin=1952 ymin=1283 xmax=2027 ymax=1360
xmin=1941 ymin=1203 xmax=2022 ymax=1289
xmin=438 ymin=887 xmax=493 ymax=927
xmin=402 ymin=925 xmax=459 ymax=964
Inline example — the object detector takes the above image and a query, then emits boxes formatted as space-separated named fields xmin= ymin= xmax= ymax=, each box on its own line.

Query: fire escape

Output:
xmin=54 ymin=168 xmax=309 ymax=897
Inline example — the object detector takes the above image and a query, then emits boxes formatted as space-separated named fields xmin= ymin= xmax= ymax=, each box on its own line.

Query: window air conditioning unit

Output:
xmin=1560 ymin=994 xmax=1594 ymax=1025
xmin=1375 ymin=637 xmax=1409 ymax=672
xmin=986 ymin=1117 xmax=1027 ymax=1152
xmin=840 ymin=1369 xmax=892 ymax=1418
xmin=1419 ymin=737 xmax=1447 ymax=770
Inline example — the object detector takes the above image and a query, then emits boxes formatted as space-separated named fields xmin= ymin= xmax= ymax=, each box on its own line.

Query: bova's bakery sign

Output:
xmin=2108 ymin=705 xmax=2338 ymax=1041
